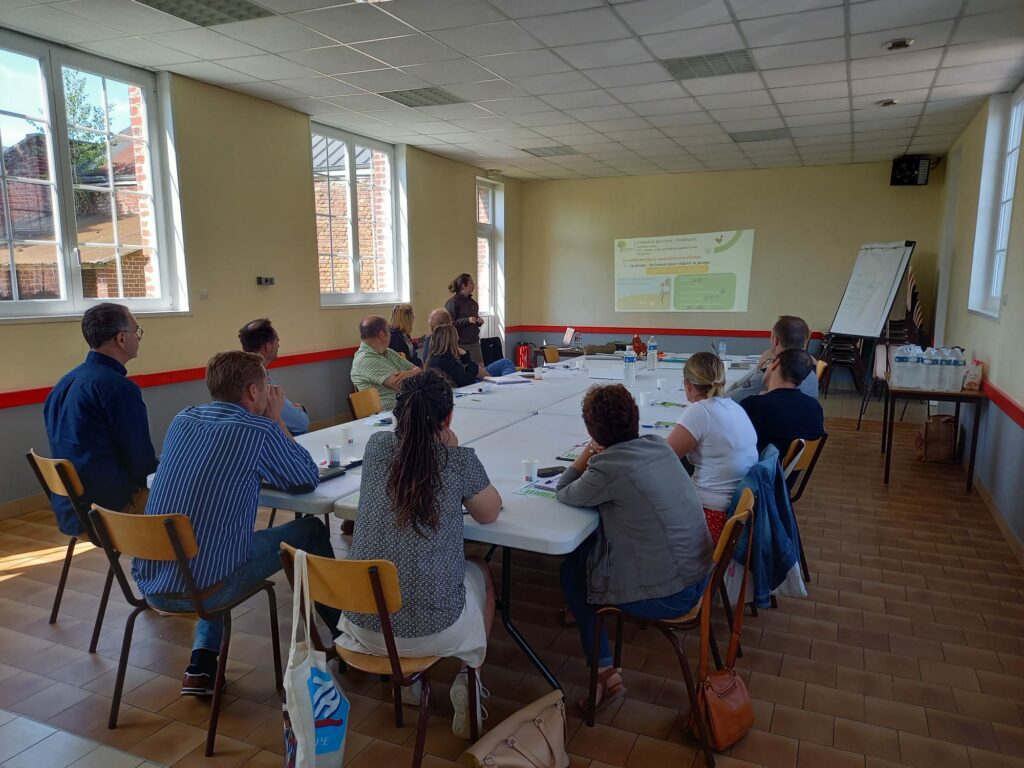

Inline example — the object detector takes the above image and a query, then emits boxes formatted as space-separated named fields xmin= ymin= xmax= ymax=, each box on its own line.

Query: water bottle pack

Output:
xmin=623 ymin=349 xmax=637 ymax=388
xmin=890 ymin=344 xmax=966 ymax=392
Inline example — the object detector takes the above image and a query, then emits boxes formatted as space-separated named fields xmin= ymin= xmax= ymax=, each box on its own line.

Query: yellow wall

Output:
xmin=0 ymin=76 xmax=498 ymax=392
xmin=943 ymin=99 xmax=1024 ymax=403
xmin=516 ymin=163 xmax=945 ymax=334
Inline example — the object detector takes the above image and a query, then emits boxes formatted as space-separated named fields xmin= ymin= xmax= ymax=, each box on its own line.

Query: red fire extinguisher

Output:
xmin=515 ymin=341 xmax=534 ymax=369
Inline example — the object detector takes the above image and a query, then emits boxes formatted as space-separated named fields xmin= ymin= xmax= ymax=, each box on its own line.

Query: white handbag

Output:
xmin=282 ymin=549 xmax=350 ymax=768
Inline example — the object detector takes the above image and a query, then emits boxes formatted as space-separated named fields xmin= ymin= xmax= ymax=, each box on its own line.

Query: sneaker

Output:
xmin=450 ymin=670 xmax=489 ymax=740
xmin=400 ymin=680 xmax=422 ymax=706
xmin=181 ymin=670 xmax=214 ymax=696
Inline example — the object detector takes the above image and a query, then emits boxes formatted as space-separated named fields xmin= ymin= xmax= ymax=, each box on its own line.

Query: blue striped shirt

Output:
xmin=132 ymin=401 xmax=319 ymax=594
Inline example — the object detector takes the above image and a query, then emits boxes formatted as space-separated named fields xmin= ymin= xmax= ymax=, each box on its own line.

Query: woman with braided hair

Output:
xmin=335 ymin=369 xmax=501 ymax=738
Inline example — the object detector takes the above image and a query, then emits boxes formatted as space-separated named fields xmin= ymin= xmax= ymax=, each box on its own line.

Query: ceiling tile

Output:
xmin=849 ymin=0 xmax=961 ymax=35
xmin=785 ymin=110 xmax=852 ymax=126
xmin=629 ymin=97 xmax=702 ymax=116
xmin=402 ymin=59 xmax=496 ymax=85
xmin=852 ymin=103 xmax=923 ymax=119
xmin=474 ymin=50 xmax=571 ymax=77
xmin=565 ymin=104 xmax=636 ymax=121
xmin=516 ymin=113 xmax=579 ymax=128
xmin=848 ymin=50 xmax=944 ymax=79
xmin=418 ymin=103 xmax=493 ymax=119
xmin=953 ymin=8 xmax=1024 ymax=44
xmin=276 ymin=96 xmax=335 ymax=114
xmin=752 ymin=38 xmax=846 ymax=70
xmin=697 ymin=90 xmax=773 ymax=109
xmin=144 ymin=28 xmax=263 ymax=60
xmin=615 ymin=0 xmax=731 ymax=36
xmin=937 ymin=59 xmax=1024 ymax=86
xmin=708 ymin=105 xmax=781 ymax=122
xmin=281 ymin=46 xmax=384 ymax=75
xmin=771 ymin=82 xmax=850 ymax=103
xmin=383 ymin=0 xmax=505 ymax=31
xmin=511 ymin=71 xmax=597 ymax=95
xmin=589 ymin=117 xmax=652 ymax=131
xmin=479 ymin=96 xmax=553 ymax=115
xmin=915 ymin=122 xmax=968 ymax=136
xmin=779 ymin=97 xmax=850 ymax=116
xmin=664 ymin=123 xmax=730 ymax=137
xmin=541 ymin=90 xmax=619 ymax=109
xmin=352 ymin=35 xmax=461 ymax=67
xmin=943 ymin=38 xmax=1024 ymax=68
xmin=684 ymin=72 xmax=765 ymax=96
xmin=433 ymin=22 xmax=543 ymax=57
xmin=923 ymin=96 xmax=986 ymax=114
xmin=221 ymin=54 xmax=318 ymax=80
xmin=337 ymin=69 xmax=429 ymax=93
xmin=517 ymin=8 xmax=631 ymax=46
xmin=606 ymin=81 xmax=686 ymax=103
xmin=325 ymin=94 xmax=401 ymax=111
xmin=81 ymin=37 xmax=197 ymax=66
xmin=232 ymin=81 xmax=305 ymax=101
xmin=849 ymin=21 xmax=955 ymax=58
xmin=54 ymin=0 xmax=192 ymax=35
xmin=851 ymin=88 xmax=929 ymax=108
xmin=211 ymin=17 xmax=335 ymax=53
xmin=851 ymin=71 xmax=936 ymax=96
xmin=554 ymin=38 xmax=653 ymax=69
xmin=252 ymin=0 xmax=334 ymax=11
xmin=789 ymin=123 xmax=852 ymax=137
xmin=490 ymin=0 xmax=601 ymax=16
xmin=291 ymin=5 xmax=414 ymax=44
xmin=0 ymin=4 xmax=119 ymax=42
xmin=721 ymin=117 xmax=785 ymax=131
xmin=853 ymin=116 xmax=920 ymax=130
xmin=642 ymin=23 xmax=744 ymax=60
xmin=931 ymin=79 xmax=1018 ymax=100
xmin=446 ymin=80 xmax=527 ymax=101
xmin=273 ymin=76 xmax=361 ymax=97
xmin=537 ymin=124 xmax=597 ymax=138
xmin=762 ymin=62 xmax=848 ymax=88
xmin=740 ymin=7 xmax=844 ymax=47
xmin=647 ymin=111 xmax=715 ymax=127
xmin=795 ymin=134 xmax=851 ymax=145
xmin=585 ymin=63 xmax=672 ymax=88
xmin=165 ymin=61 xmax=253 ymax=85
xmin=365 ymin=107 xmax=435 ymax=126
xmin=605 ymin=128 xmax=666 ymax=142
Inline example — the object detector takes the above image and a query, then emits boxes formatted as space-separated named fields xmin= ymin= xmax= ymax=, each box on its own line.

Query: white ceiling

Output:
xmin=2 ymin=0 xmax=1024 ymax=179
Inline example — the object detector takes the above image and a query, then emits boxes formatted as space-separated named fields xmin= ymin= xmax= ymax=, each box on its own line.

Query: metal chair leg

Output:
xmin=612 ymin=614 xmax=624 ymax=669
xmin=109 ymin=605 xmax=146 ymax=728
xmin=205 ymin=612 xmax=232 ymax=756
xmin=467 ymin=666 xmax=480 ymax=742
xmin=411 ymin=674 xmax=432 ymax=768
xmin=50 ymin=536 xmax=77 ymax=624
xmin=89 ymin=566 xmax=114 ymax=654
xmin=393 ymin=681 xmax=404 ymax=727
xmin=719 ymin=589 xmax=742 ymax=658
xmin=586 ymin=612 xmax=606 ymax=727
xmin=664 ymin=629 xmax=715 ymax=768
xmin=266 ymin=508 xmax=277 ymax=528
xmin=265 ymin=586 xmax=283 ymax=690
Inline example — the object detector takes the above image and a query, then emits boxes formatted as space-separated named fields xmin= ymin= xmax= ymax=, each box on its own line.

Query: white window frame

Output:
xmin=311 ymin=123 xmax=403 ymax=307
xmin=474 ymin=177 xmax=505 ymax=342
xmin=0 ymin=28 xmax=185 ymax=319
xmin=475 ymin=179 xmax=497 ymax=317
xmin=969 ymin=85 xmax=1024 ymax=319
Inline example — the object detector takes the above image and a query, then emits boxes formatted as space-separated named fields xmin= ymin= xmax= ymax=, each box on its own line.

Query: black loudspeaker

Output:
xmin=481 ymin=337 xmax=504 ymax=366
xmin=890 ymin=155 xmax=930 ymax=186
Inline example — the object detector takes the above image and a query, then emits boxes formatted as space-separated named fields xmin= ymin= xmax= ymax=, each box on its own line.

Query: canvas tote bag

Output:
xmin=461 ymin=689 xmax=568 ymax=768
xmin=283 ymin=549 xmax=350 ymax=768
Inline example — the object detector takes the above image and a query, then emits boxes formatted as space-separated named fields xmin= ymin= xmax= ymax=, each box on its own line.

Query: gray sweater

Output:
xmin=555 ymin=435 xmax=713 ymax=604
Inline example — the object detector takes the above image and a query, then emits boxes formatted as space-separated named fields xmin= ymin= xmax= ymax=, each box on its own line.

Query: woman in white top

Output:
xmin=667 ymin=351 xmax=758 ymax=544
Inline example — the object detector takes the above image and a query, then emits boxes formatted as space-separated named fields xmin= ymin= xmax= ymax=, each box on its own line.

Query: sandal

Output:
xmin=557 ymin=607 xmax=577 ymax=628
xmin=578 ymin=668 xmax=626 ymax=716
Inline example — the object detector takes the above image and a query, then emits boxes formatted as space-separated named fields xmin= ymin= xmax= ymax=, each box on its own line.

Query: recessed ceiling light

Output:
xmin=135 ymin=0 xmax=271 ymax=26
xmin=379 ymin=87 xmax=466 ymax=108
xmin=728 ymin=128 xmax=791 ymax=143
xmin=524 ymin=145 xmax=579 ymax=157
xmin=661 ymin=49 xmax=755 ymax=81
xmin=883 ymin=38 xmax=915 ymax=52
xmin=876 ymin=98 xmax=900 ymax=107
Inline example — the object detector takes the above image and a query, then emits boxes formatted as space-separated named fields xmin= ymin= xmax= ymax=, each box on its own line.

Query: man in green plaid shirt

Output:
xmin=351 ymin=315 xmax=420 ymax=410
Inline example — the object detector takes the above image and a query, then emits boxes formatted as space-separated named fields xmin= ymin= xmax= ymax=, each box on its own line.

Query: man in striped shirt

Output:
xmin=133 ymin=351 xmax=338 ymax=696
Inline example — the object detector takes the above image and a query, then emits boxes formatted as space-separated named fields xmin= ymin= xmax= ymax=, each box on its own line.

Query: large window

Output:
xmin=475 ymin=180 xmax=496 ymax=316
xmin=0 ymin=30 xmax=180 ymax=317
xmin=311 ymin=126 xmax=399 ymax=305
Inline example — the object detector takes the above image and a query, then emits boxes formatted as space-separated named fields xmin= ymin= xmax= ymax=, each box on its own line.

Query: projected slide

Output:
xmin=614 ymin=230 xmax=754 ymax=312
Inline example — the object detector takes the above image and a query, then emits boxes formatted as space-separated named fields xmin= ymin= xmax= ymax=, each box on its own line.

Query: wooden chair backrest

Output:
xmin=714 ymin=488 xmax=754 ymax=565
xmin=542 ymin=347 xmax=560 ymax=363
xmin=782 ymin=439 xmax=807 ymax=481
xmin=280 ymin=543 xmax=402 ymax=614
xmin=816 ymin=358 xmax=828 ymax=380
xmin=397 ymin=351 xmax=407 ymax=360
xmin=787 ymin=433 xmax=828 ymax=504
xmin=26 ymin=450 xmax=84 ymax=498
xmin=349 ymin=388 xmax=383 ymax=419
xmin=90 ymin=505 xmax=199 ymax=561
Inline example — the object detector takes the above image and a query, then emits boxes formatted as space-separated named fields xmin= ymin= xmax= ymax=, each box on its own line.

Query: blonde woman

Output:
xmin=426 ymin=324 xmax=480 ymax=387
xmin=667 ymin=352 xmax=758 ymax=543
xmin=388 ymin=304 xmax=422 ymax=367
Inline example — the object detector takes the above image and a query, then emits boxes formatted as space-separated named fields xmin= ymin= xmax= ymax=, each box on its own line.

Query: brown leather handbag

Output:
xmin=693 ymin=532 xmax=755 ymax=751
xmin=461 ymin=690 xmax=568 ymax=768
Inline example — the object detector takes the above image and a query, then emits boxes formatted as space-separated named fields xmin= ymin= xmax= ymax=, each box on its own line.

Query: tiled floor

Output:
xmin=1 ymin=397 xmax=1021 ymax=767
xmin=0 ymin=708 xmax=163 ymax=767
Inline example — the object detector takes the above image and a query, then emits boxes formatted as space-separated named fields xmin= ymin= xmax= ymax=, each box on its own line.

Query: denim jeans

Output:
xmin=147 ymin=516 xmax=339 ymax=652
xmin=560 ymin=536 xmax=708 ymax=668
xmin=486 ymin=359 xmax=516 ymax=377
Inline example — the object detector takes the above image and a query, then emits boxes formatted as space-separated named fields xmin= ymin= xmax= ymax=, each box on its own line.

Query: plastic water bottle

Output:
xmin=647 ymin=336 xmax=658 ymax=371
xmin=951 ymin=348 xmax=966 ymax=391
xmin=892 ymin=345 xmax=911 ymax=388
xmin=718 ymin=339 xmax=727 ymax=361
xmin=939 ymin=348 xmax=955 ymax=391
xmin=623 ymin=349 xmax=637 ymax=387
xmin=905 ymin=346 xmax=922 ymax=389
xmin=923 ymin=348 xmax=941 ymax=391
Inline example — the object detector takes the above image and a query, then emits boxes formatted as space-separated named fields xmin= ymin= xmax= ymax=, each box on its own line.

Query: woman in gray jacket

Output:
xmin=556 ymin=384 xmax=713 ymax=713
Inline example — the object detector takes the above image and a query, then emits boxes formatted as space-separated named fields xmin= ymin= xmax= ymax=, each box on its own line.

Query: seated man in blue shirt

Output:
xmin=239 ymin=317 xmax=309 ymax=435
xmin=731 ymin=315 xmax=820 ymax=403
xmin=44 ymin=303 xmax=158 ymax=535
xmin=133 ymin=351 xmax=338 ymax=696
xmin=740 ymin=348 xmax=825 ymax=457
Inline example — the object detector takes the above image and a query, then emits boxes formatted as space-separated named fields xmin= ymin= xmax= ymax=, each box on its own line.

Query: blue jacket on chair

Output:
xmin=728 ymin=444 xmax=801 ymax=608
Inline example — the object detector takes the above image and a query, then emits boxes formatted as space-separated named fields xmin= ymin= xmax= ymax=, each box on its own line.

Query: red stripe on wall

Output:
xmin=983 ymin=380 xmax=1024 ymax=430
xmin=0 ymin=346 xmax=358 ymax=410
xmin=506 ymin=325 xmax=825 ymax=340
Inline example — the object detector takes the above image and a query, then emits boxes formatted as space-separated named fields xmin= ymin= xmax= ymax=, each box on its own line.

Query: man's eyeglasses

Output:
xmin=133 ymin=326 xmax=144 ymax=340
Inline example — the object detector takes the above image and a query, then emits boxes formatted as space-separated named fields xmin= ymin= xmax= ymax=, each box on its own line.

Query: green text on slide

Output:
xmin=674 ymin=274 xmax=737 ymax=310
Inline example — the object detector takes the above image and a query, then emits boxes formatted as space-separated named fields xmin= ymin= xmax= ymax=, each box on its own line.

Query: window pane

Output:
xmin=63 ymin=68 xmax=108 ymax=133
xmin=1 ymin=116 xmax=50 ymax=180
xmin=120 ymin=246 xmax=158 ymax=298
xmin=0 ymin=185 xmax=7 ymax=239
xmin=477 ymin=236 xmax=490 ymax=314
xmin=110 ymin=136 xmax=147 ymax=190
xmin=476 ymin=184 xmax=492 ymax=225
xmin=80 ymin=245 xmax=119 ymax=298
xmin=104 ymin=78 xmax=134 ymax=136
xmin=7 ymin=180 xmax=55 ymax=240
xmin=0 ymin=247 xmax=11 ymax=300
xmin=319 ymin=253 xmax=353 ymax=294
xmin=70 ymin=129 xmax=109 ymax=186
xmin=73 ymin=188 xmax=114 ymax=242
xmin=355 ymin=146 xmax=393 ymax=293
xmin=0 ymin=48 xmax=46 ymax=119
xmin=13 ymin=242 xmax=60 ymax=299
xmin=992 ymin=249 xmax=1007 ymax=298
xmin=996 ymin=199 xmax=1013 ymax=250
xmin=114 ymin=191 xmax=156 ymax=247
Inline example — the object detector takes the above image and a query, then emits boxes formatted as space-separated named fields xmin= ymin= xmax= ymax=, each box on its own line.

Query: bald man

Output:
xmin=351 ymin=315 xmax=419 ymax=410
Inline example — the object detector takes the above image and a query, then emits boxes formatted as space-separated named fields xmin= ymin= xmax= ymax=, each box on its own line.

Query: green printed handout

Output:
xmin=614 ymin=230 xmax=754 ymax=312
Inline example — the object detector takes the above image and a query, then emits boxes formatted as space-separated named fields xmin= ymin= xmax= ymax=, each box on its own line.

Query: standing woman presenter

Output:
xmin=444 ymin=273 xmax=485 ymax=367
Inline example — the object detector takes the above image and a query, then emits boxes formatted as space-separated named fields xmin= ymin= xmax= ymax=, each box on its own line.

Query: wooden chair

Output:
xmin=25 ymin=450 xmax=113 ymax=653
xmin=782 ymin=434 xmax=829 ymax=583
xmin=280 ymin=544 xmax=479 ymax=768
xmin=349 ymin=388 xmax=383 ymax=419
xmin=585 ymin=489 xmax=755 ymax=768
xmin=542 ymin=346 xmax=560 ymax=364
xmin=88 ymin=505 xmax=283 ymax=757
